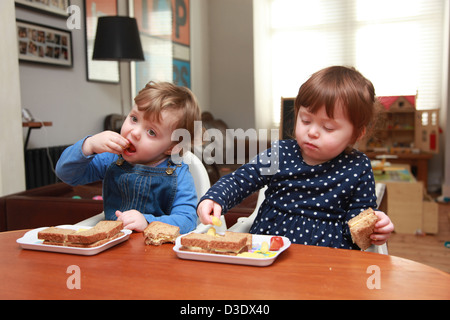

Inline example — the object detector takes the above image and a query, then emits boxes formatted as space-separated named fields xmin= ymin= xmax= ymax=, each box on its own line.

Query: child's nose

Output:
xmin=308 ymin=125 xmax=320 ymax=138
xmin=131 ymin=127 xmax=141 ymax=139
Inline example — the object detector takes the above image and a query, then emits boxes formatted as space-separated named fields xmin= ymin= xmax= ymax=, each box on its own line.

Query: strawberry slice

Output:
xmin=269 ymin=236 xmax=284 ymax=251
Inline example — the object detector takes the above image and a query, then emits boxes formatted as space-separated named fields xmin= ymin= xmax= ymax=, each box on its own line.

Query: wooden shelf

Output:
xmin=22 ymin=121 xmax=53 ymax=149
xmin=22 ymin=121 xmax=52 ymax=128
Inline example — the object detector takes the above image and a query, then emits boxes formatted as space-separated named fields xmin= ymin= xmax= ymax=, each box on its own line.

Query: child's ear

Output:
xmin=357 ymin=127 xmax=367 ymax=141
xmin=350 ymin=127 xmax=367 ymax=146
xmin=164 ymin=142 xmax=182 ymax=156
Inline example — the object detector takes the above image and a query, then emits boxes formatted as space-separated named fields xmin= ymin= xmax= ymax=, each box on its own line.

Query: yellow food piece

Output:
xmin=237 ymin=252 xmax=266 ymax=258
xmin=260 ymin=241 xmax=269 ymax=253
xmin=206 ymin=227 xmax=216 ymax=237
xmin=211 ymin=216 xmax=222 ymax=226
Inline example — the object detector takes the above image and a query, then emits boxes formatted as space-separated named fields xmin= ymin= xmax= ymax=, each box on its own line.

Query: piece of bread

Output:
xmin=67 ymin=221 xmax=123 ymax=245
xmin=66 ymin=232 xmax=124 ymax=248
xmin=38 ymin=227 xmax=76 ymax=244
xmin=179 ymin=233 xmax=212 ymax=252
xmin=143 ymin=221 xmax=180 ymax=245
xmin=348 ymin=208 xmax=378 ymax=250
xmin=180 ymin=231 xmax=252 ymax=255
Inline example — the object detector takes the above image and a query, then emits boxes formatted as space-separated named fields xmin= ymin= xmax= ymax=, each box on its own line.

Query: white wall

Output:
xmin=208 ymin=0 xmax=255 ymax=130
xmin=191 ymin=0 xmax=211 ymax=112
xmin=0 ymin=0 xmax=26 ymax=196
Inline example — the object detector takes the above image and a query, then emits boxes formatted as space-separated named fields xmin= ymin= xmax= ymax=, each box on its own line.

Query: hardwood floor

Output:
xmin=387 ymin=202 xmax=450 ymax=274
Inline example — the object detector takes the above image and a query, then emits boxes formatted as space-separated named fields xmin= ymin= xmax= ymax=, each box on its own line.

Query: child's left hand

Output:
xmin=116 ymin=209 xmax=148 ymax=232
xmin=370 ymin=211 xmax=394 ymax=245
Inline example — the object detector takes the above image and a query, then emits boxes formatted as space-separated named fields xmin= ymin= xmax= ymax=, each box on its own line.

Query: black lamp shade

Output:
xmin=93 ymin=16 xmax=144 ymax=61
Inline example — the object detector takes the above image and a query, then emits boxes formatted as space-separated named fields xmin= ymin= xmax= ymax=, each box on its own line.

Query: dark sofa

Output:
xmin=0 ymin=182 xmax=104 ymax=231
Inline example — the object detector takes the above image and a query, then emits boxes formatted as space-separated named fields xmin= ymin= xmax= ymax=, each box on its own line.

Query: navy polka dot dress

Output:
xmin=200 ymin=139 xmax=377 ymax=250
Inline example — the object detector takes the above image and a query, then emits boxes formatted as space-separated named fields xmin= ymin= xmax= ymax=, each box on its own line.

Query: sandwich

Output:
xmin=143 ymin=221 xmax=180 ymax=245
xmin=38 ymin=220 xmax=124 ymax=248
xmin=180 ymin=231 xmax=252 ymax=256
xmin=37 ymin=227 xmax=76 ymax=246
xmin=348 ymin=208 xmax=378 ymax=250
xmin=66 ymin=221 xmax=124 ymax=248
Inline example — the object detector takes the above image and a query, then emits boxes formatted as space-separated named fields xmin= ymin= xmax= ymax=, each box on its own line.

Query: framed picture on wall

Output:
xmin=16 ymin=19 xmax=73 ymax=68
xmin=131 ymin=0 xmax=191 ymax=96
xmin=15 ymin=0 xmax=71 ymax=18
xmin=84 ymin=0 xmax=119 ymax=83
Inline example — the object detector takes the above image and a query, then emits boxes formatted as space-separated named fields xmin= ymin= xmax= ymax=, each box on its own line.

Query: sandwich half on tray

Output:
xmin=37 ymin=227 xmax=76 ymax=246
xmin=348 ymin=208 xmax=378 ymax=250
xmin=38 ymin=221 xmax=124 ymax=248
xmin=180 ymin=231 xmax=252 ymax=256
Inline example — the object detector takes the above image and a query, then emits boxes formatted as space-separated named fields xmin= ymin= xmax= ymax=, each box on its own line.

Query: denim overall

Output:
xmin=102 ymin=157 xmax=181 ymax=221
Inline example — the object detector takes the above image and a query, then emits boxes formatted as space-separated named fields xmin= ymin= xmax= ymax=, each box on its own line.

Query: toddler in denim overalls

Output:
xmin=56 ymin=82 xmax=201 ymax=233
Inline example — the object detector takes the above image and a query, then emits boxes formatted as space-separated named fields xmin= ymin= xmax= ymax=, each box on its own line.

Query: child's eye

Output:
xmin=147 ymin=129 xmax=156 ymax=136
xmin=301 ymin=119 xmax=311 ymax=125
xmin=324 ymin=126 xmax=335 ymax=132
xmin=131 ymin=116 xmax=138 ymax=123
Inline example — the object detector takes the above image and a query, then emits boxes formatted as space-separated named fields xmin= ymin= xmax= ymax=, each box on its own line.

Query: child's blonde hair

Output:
xmin=134 ymin=81 xmax=201 ymax=142
xmin=294 ymin=66 xmax=376 ymax=145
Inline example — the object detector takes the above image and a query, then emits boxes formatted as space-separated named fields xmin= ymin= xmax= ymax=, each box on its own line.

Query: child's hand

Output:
xmin=370 ymin=211 xmax=394 ymax=245
xmin=115 ymin=209 xmax=148 ymax=232
xmin=197 ymin=199 xmax=222 ymax=225
xmin=82 ymin=131 xmax=129 ymax=156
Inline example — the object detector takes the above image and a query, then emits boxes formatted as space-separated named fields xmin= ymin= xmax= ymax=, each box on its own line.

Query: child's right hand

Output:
xmin=197 ymin=199 xmax=223 ymax=225
xmin=82 ymin=131 xmax=129 ymax=156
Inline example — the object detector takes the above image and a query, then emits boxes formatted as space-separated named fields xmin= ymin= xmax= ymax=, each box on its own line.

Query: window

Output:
xmin=254 ymin=0 xmax=447 ymax=128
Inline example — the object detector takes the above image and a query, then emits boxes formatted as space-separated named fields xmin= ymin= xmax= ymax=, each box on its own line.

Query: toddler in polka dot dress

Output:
xmin=197 ymin=66 xmax=394 ymax=250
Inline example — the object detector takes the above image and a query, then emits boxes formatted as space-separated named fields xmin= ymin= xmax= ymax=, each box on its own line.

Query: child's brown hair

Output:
xmin=294 ymin=66 xmax=376 ymax=145
xmin=134 ymin=81 xmax=201 ymax=142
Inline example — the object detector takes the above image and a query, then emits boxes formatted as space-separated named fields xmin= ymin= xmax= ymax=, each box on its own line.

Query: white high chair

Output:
xmin=227 ymin=183 xmax=389 ymax=254
xmin=75 ymin=151 xmax=211 ymax=227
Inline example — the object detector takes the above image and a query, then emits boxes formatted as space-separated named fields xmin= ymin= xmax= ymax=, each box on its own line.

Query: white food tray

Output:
xmin=17 ymin=225 xmax=131 ymax=256
xmin=173 ymin=233 xmax=290 ymax=267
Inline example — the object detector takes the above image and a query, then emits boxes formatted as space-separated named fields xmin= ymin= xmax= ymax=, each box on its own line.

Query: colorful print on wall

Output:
xmin=133 ymin=0 xmax=190 ymax=95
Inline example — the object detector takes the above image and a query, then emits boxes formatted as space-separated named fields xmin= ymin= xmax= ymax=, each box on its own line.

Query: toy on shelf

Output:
xmin=360 ymin=95 xmax=440 ymax=154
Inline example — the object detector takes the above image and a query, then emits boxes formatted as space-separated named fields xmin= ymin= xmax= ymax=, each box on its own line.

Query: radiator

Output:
xmin=24 ymin=145 xmax=69 ymax=189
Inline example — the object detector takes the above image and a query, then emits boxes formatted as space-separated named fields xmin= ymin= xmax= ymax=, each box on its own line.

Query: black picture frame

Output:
xmin=15 ymin=0 xmax=71 ymax=18
xmin=16 ymin=19 xmax=73 ymax=68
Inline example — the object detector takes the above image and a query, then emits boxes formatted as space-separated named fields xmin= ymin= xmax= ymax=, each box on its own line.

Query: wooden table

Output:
xmin=1 ymin=230 xmax=449 ymax=300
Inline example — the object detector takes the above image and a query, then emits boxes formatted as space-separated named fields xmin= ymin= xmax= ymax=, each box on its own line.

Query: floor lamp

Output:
xmin=92 ymin=16 xmax=144 ymax=118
